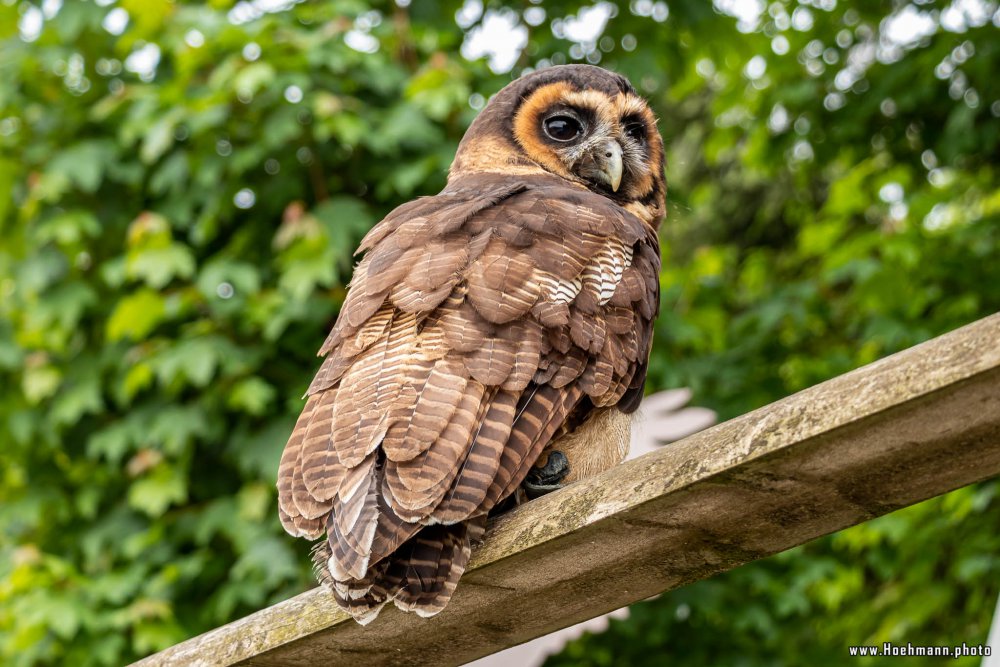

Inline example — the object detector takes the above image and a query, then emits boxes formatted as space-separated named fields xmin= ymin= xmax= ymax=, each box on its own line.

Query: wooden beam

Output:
xmin=134 ymin=314 xmax=1000 ymax=667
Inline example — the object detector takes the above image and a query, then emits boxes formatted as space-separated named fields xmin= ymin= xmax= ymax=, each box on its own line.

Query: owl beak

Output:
xmin=596 ymin=140 xmax=624 ymax=192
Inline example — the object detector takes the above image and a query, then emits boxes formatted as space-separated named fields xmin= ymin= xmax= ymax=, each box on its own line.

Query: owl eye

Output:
xmin=543 ymin=115 xmax=583 ymax=142
xmin=625 ymin=122 xmax=646 ymax=143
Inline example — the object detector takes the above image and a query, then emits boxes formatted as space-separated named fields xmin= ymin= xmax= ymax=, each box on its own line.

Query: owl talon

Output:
xmin=524 ymin=451 xmax=569 ymax=499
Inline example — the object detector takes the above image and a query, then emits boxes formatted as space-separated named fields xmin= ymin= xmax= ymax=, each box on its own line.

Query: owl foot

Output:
xmin=489 ymin=492 xmax=521 ymax=518
xmin=523 ymin=451 xmax=569 ymax=499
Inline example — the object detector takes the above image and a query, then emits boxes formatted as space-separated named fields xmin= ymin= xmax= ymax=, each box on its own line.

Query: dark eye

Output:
xmin=543 ymin=116 xmax=583 ymax=142
xmin=625 ymin=122 xmax=646 ymax=143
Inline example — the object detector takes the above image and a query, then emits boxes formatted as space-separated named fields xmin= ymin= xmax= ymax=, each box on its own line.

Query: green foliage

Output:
xmin=0 ymin=1 xmax=997 ymax=665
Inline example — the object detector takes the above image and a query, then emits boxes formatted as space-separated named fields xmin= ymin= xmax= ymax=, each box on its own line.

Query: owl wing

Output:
xmin=277 ymin=173 xmax=660 ymax=615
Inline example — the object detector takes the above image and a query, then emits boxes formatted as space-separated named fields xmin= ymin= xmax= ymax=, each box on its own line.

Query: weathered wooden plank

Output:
xmin=134 ymin=313 xmax=1000 ymax=667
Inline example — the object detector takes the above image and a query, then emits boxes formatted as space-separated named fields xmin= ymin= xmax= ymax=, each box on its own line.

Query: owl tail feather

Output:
xmin=312 ymin=515 xmax=487 ymax=625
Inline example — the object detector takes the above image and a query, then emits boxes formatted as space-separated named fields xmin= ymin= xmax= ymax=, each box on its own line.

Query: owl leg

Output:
xmin=523 ymin=450 xmax=570 ymax=498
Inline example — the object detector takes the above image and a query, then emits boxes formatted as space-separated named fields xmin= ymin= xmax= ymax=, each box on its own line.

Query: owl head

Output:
xmin=451 ymin=64 xmax=665 ymax=227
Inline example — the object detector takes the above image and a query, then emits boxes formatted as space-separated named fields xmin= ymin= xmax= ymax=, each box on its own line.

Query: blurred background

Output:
xmin=1 ymin=0 xmax=999 ymax=665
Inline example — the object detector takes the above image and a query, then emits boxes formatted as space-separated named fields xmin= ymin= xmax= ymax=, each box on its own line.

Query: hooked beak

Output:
xmin=592 ymin=140 xmax=624 ymax=192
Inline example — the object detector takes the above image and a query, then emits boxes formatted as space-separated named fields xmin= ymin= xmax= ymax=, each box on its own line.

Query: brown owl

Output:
xmin=276 ymin=64 xmax=665 ymax=624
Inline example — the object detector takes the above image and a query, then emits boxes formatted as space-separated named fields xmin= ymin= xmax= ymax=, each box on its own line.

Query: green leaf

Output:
xmin=196 ymin=259 xmax=261 ymax=301
xmin=126 ymin=245 xmax=196 ymax=289
xmin=141 ymin=114 xmax=179 ymax=165
xmin=35 ymin=210 xmax=102 ymax=246
xmin=45 ymin=141 xmax=116 ymax=195
xmin=22 ymin=364 xmax=62 ymax=404
xmin=87 ymin=422 xmax=133 ymax=465
xmin=120 ymin=363 xmax=155 ymax=402
xmin=50 ymin=374 xmax=103 ymax=426
xmin=232 ymin=62 xmax=276 ymax=98
xmin=107 ymin=289 xmax=167 ymax=342
xmin=149 ymin=152 xmax=190 ymax=195
xmin=150 ymin=338 xmax=232 ymax=389
xmin=227 ymin=377 xmax=276 ymax=416
xmin=38 ymin=596 xmax=82 ymax=640
xmin=128 ymin=463 xmax=187 ymax=517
